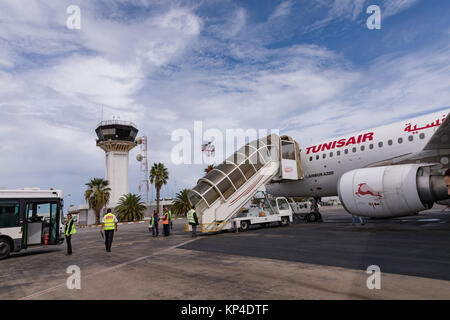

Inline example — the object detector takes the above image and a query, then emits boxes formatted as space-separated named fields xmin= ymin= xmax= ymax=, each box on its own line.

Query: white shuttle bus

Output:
xmin=0 ymin=189 xmax=65 ymax=260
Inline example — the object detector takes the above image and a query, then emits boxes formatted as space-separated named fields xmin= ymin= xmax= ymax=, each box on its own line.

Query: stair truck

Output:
xmin=186 ymin=134 xmax=303 ymax=233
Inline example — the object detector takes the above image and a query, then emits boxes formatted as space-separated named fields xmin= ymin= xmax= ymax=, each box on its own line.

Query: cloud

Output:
xmin=269 ymin=1 xmax=292 ymax=20
xmin=328 ymin=0 xmax=366 ymax=21
xmin=282 ymin=44 xmax=450 ymax=144
xmin=383 ymin=0 xmax=420 ymax=18
xmin=0 ymin=0 xmax=447 ymax=203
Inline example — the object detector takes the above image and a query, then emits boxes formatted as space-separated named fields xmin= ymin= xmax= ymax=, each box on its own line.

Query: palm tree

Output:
xmin=173 ymin=189 xmax=192 ymax=217
xmin=150 ymin=162 xmax=169 ymax=215
xmin=204 ymin=164 xmax=216 ymax=174
xmin=115 ymin=193 xmax=146 ymax=222
xmin=84 ymin=178 xmax=111 ymax=225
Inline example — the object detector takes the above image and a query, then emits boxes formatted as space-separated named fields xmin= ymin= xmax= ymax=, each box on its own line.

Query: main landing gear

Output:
xmin=306 ymin=197 xmax=323 ymax=223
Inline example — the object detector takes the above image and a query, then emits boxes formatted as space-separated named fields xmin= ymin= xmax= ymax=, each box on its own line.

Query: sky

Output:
xmin=0 ymin=0 xmax=449 ymax=208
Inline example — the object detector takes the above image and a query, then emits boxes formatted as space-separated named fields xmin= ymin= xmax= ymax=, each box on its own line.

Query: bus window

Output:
xmin=0 ymin=200 xmax=20 ymax=228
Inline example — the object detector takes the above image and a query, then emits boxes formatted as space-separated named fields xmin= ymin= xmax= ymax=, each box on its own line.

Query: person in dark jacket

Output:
xmin=151 ymin=210 xmax=159 ymax=237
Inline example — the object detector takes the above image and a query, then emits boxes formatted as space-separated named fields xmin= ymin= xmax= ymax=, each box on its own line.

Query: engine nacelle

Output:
xmin=338 ymin=164 xmax=449 ymax=218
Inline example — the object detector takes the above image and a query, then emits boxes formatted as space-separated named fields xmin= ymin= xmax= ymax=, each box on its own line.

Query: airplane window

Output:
xmin=409 ymin=135 xmax=414 ymax=141
xmin=316 ymin=155 xmax=319 ymax=160
xmin=337 ymin=151 xmax=341 ymax=156
xmin=309 ymin=156 xmax=313 ymax=161
xmin=369 ymin=144 xmax=374 ymax=149
xmin=388 ymin=139 xmax=393 ymax=146
xmin=352 ymin=147 xmax=356 ymax=153
xmin=329 ymin=152 xmax=333 ymax=157
xmin=398 ymin=138 xmax=403 ymax=144
xmin=378 ymin=142 xmax=383 ymax=147
xmin=419 ymin=133 xmax=425 ymax=139
xmin=322 ymin=153 xmax=326 ymax=159
xmin=344 ymin=149 xmax=348 ymax=154
xmin=361 ymin=145 xmax=365 ymax=151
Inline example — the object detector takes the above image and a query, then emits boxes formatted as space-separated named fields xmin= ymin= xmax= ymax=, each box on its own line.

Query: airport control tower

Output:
xmin=95 ymin=120 xmax=139 ymax=206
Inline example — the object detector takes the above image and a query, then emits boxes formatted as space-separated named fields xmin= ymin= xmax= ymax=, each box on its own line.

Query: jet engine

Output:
xmin=337 ymin=164 xmax=449 ymax=218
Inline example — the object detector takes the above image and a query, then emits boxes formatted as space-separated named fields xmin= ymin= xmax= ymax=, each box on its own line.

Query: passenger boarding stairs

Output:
xmin=187 ymin=134 xmax=304 ymax=233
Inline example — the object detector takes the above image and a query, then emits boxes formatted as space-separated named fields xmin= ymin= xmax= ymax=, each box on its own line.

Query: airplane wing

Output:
xmin=367 ymin=111 xmax=450 ymax=168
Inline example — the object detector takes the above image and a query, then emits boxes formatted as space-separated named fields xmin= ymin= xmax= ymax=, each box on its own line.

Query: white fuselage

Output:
xmin=267 ymin=109 xmax=450 ymax=198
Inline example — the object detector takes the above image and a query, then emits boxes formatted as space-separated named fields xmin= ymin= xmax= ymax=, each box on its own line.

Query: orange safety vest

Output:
xmin=162 ymin=213 xmax=169 ymax=225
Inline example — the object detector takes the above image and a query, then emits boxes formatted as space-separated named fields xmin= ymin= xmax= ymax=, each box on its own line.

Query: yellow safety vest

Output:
xmin=103 ymin=213 xmax=116 ymax=231
xmin=64 ymin=218 xmax=77 ymax=236
xmin=187 ymin=209 xmax=196 ymax=225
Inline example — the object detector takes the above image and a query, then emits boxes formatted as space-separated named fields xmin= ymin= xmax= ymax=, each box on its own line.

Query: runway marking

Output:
xmin=18 ymin=237 xmax=200 ymax=300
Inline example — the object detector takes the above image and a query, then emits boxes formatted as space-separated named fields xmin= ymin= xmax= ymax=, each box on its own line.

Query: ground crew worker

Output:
xmin=64 ymin=213 xmax=76 ymax=255
xmin=100 ymin=209 xmax=118 ymax=252
xmin=187 ymin=205 xmax=199 ymax=237
xmin=162 ymin=209 xmax=170 ymax=236
xmin=151 ymin=210 xmax=159 ymax=237
xmin=168 ymin=208 xmax=173 ymax=233
xmin=351 ymin=214 xmax=365 ymax=226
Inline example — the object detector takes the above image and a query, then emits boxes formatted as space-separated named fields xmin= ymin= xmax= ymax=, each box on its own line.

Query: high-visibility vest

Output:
xmin=151 ymin=215 xmax=158 ymax=226
xmin=104 ymin=213 xmax=116 ymax=230
xmin=168 ymin=210 xmax=172 ymax=222
xmin=162 ymin=213 xmax=169 ymax=225
xmin=64 ymin=218 xmax=77 ymax=236
xmin=187 ymin=209 xmax=196 ymax=224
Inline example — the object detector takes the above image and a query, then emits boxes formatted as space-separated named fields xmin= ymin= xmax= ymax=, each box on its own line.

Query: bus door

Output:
xmin=24 ymin=200 xmax=60 ymax=246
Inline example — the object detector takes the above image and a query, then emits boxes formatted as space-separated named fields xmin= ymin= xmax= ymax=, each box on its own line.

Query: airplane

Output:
xmin=266 ymin=107 xmax=450 ymax=220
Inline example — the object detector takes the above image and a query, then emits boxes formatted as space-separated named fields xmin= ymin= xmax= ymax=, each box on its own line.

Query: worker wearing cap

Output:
xmin=187 ymin=205 xmax=199 ymax=237
xmin=100 ymin=209 xmax=118 ymax=252
xmin=64 ymin=213 xmax=76 ymax=256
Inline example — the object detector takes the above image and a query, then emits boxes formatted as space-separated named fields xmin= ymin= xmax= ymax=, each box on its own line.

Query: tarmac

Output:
xmin=1 ymin=206 xmax=449 ymax=300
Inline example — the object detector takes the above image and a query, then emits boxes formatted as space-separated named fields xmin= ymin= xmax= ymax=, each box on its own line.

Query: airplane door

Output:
xmin=281 ymin=140 xmax=298 ymax=180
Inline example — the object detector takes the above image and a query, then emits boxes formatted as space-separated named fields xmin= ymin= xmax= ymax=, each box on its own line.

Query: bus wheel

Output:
xmin=0 ymin=238 xmax=11 ymax=260
xmin=280 ymin=216 xmax=289 ymax=226
xmin=239 ymin=221 xmax=250 ymax=232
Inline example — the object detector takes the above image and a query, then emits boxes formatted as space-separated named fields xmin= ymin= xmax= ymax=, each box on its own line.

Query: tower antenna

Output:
xmin=136 ymin=136 xmax=150 ymax=203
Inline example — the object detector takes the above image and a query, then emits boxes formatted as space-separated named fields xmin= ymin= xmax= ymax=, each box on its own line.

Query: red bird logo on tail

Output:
xmin=355 ymin=183 xmax=382 ymax=198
